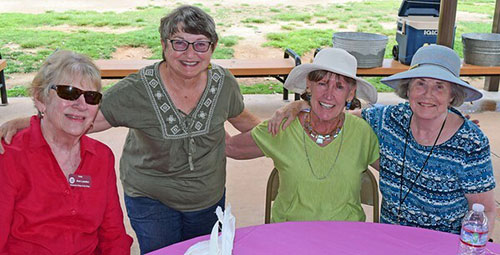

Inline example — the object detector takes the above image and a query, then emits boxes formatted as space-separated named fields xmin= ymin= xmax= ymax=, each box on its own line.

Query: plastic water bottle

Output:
xmin=458 ymin=203 xmax=489 ymax=255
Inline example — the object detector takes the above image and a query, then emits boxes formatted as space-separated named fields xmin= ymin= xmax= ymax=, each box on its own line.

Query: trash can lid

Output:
xmin=398 ymin=0 xmax=440 ymax=17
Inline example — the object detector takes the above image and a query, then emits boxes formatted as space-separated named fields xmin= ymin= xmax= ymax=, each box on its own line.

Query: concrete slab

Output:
xmin=1 ymin=92 xmax=500 ymax=255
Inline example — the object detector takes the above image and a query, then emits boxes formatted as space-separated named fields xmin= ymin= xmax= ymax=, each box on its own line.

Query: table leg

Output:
xmin=0 ymin=67 xmax=7 ymax=105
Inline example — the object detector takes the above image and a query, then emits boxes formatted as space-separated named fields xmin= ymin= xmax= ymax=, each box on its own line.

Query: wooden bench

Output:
xmin=96 ymin=52 xmax=500 ymax=102
xmin=356 ymin=59 xmax=500 ymax=78
xmin=95 ymin=48 xmax=302 ymax=100
xmin=356 ymin=59 xmax=500 ymax=93
xmin=313 ymin=48 xmax=500 ymax=92
xmin=0 ymin=58 xmax=7 ymax=105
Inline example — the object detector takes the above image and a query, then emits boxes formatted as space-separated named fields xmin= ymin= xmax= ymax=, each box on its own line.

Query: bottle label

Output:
xmin=460 ymin=226 xmax=488 ymax=248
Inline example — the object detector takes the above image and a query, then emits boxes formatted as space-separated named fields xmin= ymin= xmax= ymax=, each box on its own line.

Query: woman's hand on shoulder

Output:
xmin=465 ymin=114 xmax=480 ymax=127
xmin=267 ymin=100 xmax=309 ymax=136
xmin=0 ymin=117 xmax=31 ymax=154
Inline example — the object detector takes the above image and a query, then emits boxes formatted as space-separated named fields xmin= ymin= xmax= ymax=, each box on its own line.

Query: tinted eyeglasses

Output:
xmin=50 ymin=85 xmax=102 ymax=105
xmin=168 ymin=39 xmax=213 ymax=52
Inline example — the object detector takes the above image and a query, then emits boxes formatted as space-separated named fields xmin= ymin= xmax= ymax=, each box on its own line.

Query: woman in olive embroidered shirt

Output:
xmin=0 ymin=5 xmax=260 ymax=254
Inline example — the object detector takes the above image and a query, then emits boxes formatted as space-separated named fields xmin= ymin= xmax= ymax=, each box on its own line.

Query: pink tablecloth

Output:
xmin=147 ymin=221 xmax=500 ymax=255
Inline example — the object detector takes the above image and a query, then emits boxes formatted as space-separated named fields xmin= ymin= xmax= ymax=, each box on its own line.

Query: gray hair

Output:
xmin=30 ymin=50 xmax=101 ymax=103
xmin=159 ymin=5 xmax=218 ymax=48
xmin=395 ymin=78 xmax=466 ymax=107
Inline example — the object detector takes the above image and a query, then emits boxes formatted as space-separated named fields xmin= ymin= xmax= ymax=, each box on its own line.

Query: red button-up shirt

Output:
xmin=0 ymin=116 xmax=132 ymax=254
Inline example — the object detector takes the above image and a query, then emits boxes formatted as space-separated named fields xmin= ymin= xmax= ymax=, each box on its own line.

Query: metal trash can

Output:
xmin=462 ymin=33 xmax=500 ymax=66
xmin=332 ymin=32 xmax=388 ymax=68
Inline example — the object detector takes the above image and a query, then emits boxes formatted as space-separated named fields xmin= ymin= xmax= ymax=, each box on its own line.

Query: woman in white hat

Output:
xmin=268 ymin=45 xmax=496 ymax=234
xmin=226 ymin=48 xmax=380 ymax=223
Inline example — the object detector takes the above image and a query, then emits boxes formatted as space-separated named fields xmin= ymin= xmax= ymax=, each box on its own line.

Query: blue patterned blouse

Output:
xmin=362 ymin=103 xmax=495 ymax=234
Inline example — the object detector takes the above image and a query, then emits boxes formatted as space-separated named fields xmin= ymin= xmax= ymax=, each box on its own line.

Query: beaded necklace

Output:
xmin=302 ymin=112 xmax=345 ymax=180
xmin=302 ymin=122 xmax=344 ymax=180
xmin=303 ymin=112 xmax=343 ymax=145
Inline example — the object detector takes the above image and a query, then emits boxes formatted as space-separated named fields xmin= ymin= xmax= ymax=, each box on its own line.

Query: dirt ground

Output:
xmin=3 ymin=0 xmax=493 ymax=91
xmin=3 ymin=0 xmax=350 ymax=86
xmin=2 ymin=1 xmax=500 ymax=254
xmin=1 ymin=0 xmax=358 ymax=13
xmin=2 ymin=0 xmax=493 ymax=89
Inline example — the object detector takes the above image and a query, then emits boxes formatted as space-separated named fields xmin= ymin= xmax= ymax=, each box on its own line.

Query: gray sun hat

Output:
xmin=381 ymin=44 xmax=482 ymax=102
xmin=284 ymin=48 xmax=377 ymax=104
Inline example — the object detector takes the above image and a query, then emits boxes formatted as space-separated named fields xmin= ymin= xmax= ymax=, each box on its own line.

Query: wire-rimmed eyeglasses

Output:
xmin=167 ymin=39 xmax=213 ymax=53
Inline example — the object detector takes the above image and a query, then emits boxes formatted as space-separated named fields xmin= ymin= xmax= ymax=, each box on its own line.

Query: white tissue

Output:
xmin=184 ymin=204 xmax=236 ymax=255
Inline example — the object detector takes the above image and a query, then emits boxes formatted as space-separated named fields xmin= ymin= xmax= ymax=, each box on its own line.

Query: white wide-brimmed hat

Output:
xmin=284 ymin=48 xmax=377 ymax=104
xmin=381 ymin=44 xmax=482 ymax=102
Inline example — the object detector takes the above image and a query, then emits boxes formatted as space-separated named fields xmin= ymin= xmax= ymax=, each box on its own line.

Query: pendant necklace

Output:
xmin=302 ymin=113 xmax=344 ymax=180
xmin=304 ymin=112 xmax=342 ymax=145
xmin=397 ymin=113 xmax=447 ymax=223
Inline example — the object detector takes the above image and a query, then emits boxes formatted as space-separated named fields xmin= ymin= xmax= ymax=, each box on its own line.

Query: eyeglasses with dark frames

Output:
xmin=167 ymin=39 xmax=213 ymax=52
xmin=50 ymin=85 xmax=102 ymax=105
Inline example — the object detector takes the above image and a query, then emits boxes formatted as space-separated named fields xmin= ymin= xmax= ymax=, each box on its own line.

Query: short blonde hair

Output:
xmin=30 ymin=50 xmax=101 ymax=103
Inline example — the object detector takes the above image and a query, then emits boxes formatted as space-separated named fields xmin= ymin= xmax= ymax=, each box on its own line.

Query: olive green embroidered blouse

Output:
xmin=101 ymin=62 xmax=244 ymax=211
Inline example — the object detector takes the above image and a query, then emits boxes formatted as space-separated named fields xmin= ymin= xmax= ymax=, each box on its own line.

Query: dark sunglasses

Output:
xmin=50 ymin=85 xmax=102 ymax=105
xmin=168 ymin=39 xmax=213 ymax=52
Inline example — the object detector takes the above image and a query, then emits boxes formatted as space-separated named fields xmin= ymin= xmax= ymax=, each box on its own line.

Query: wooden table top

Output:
xmin=0 ymin=60 xmax=7 ymax=72
xmin=356 ymin=59 xmax=500 ymax=76
xmin=95 ymin=58 xmax=500 ymax=78
xmin=95 ymin=58 xmax=297 ymax=78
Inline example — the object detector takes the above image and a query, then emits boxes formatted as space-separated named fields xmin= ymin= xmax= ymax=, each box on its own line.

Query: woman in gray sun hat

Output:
xmin=226 ymin=48 xmax=380 ymax=223
xmin=268 ymin=44 xmax=495 ymax=235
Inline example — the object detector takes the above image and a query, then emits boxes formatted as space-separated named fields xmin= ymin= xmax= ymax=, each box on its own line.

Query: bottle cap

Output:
xmin=472 ymin=203 xmax=485 ymax=212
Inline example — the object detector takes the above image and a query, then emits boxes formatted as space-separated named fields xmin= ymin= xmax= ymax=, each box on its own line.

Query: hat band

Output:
xmin=410 ymin=63 xmax=458 ymax=78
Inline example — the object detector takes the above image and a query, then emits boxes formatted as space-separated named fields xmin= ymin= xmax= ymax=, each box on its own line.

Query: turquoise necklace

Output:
xmin=302 ymin=116 xmax=344 ymax=180
xmin=303 ymin=112 xmax=343 ymax=144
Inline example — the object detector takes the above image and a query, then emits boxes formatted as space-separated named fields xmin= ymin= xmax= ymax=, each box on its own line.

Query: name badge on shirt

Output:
xmin=68 ymin=174 xmax=92 ymax=188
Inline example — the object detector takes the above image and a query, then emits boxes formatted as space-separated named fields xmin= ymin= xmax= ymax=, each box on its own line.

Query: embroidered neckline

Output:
xmin=141 ymin=62 xmax=225 ymax=139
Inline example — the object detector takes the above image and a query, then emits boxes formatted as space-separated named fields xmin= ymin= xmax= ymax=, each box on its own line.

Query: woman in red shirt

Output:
xmin=0 ymin=50 xmax=132 ymax=254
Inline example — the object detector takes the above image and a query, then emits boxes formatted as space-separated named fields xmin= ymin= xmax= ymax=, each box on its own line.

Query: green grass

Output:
xmin=219 ymin=35 xmax=240 ymax=47
xmin=6 ymin=83 xmax=285 ymax=96
xmin=458 ymin=0 xmax=496 ymax=15
xmin=6 ymin=78 xmax=395 ymax=96
xmin=264 ymin=29 xmax=333 ymax=55
xmin=366 ymin=77 xmax=395 ymax=93
xmin=274 ymin=12 xmax=312 ymax=22
xmin=1 ymin=0 xmax=497 ymax=97
xmin=241 ymin=17 xmax=266 ymax=24
xmin=0 ymin=7 xmax=234 ymax=73
xmin=240 ymin=82 xmax=284 ymax=94
xmin=6 ymin=86 xmax=30 ymax=97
